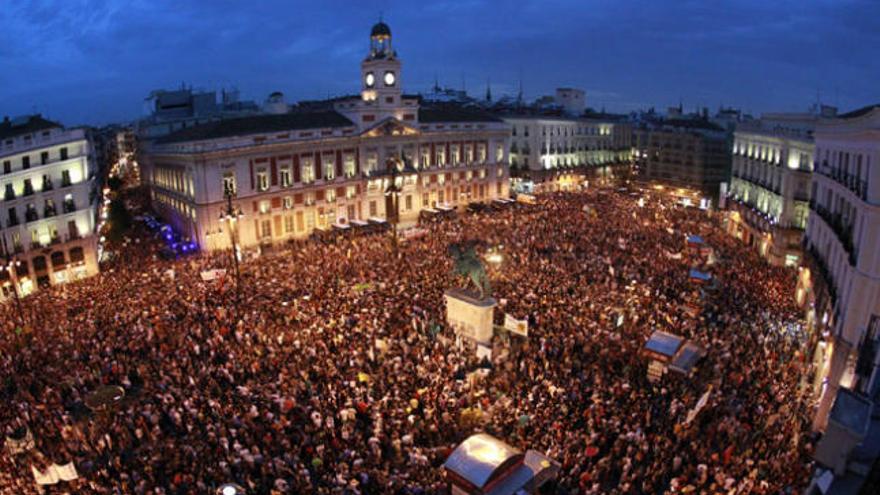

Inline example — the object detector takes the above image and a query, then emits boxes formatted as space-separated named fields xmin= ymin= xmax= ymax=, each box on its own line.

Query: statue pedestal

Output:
xmin=445 ymin=288 xmax=496 ymax=346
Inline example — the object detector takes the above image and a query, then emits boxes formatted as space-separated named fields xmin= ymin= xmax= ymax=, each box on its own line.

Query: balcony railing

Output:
xmin=811 ymin=200 xmax=858 ymax=266
xmin=805 ymin=242 xmax=838 ymax=309
xmin=816 ymin=161 xmax=868 ymax=201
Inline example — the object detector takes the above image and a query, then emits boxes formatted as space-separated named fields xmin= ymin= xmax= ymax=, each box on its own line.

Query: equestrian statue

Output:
xmin=448 ymin=241 xmax=491 ymax=299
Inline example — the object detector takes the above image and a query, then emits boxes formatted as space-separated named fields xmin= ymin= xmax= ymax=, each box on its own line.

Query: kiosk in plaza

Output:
xmin=643 ymin=331 xmax=706 ymax=381
xmin=443 ymin=433 xmax=560 ymax=495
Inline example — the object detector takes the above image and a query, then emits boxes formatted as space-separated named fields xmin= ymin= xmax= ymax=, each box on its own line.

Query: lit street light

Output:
xmin=219 ymin=185 xmax=244 ymax=307
xmin=384 ymin=157 xmax=402 ymax=254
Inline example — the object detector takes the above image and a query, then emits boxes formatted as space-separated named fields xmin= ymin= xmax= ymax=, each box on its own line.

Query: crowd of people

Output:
xmin=1 ymin=186 xmax=815 ymax=494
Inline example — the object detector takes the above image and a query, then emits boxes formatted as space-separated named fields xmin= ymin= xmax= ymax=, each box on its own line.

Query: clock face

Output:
xmin=365 ymin=72 xmax=375 ymax=87
xmin=383 ymin=71 xmax=396 ymax=86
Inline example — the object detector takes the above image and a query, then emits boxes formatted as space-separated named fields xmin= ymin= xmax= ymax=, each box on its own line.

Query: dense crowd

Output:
xmin=1 ymin=188 xmax=814 ymax=494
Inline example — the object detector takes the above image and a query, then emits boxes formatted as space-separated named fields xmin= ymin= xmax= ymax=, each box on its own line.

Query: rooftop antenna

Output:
xmin=485 ymin=77 xmax=492 ymax=102
xmin=434 ymin=72 xmax=440 ymax=92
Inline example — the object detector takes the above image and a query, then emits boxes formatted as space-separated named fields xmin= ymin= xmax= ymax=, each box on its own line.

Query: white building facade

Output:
xmin=727 ymin=113 xmax=818 ymax=266
xmin=0 ymin=116 xmax=100 ymax=299
xmin=505 ymin=115 xmax=632 ymax=191
xmin=803 ymin=105 xmax=880 ymax=431
xmin=140 ymin=22 xmax=510 ymax=251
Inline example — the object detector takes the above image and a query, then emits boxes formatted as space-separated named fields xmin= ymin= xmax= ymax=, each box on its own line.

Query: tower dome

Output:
xmin=370 ymin=21 xmax=391 ymax=38
xmin=368 ymin=19 xmax=394 ymax=59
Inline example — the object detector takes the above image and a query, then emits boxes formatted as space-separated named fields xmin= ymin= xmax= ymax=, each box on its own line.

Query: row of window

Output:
xmin=223 ymin=157 xmax=502 ymax=196
xmin=2 ymin=170 xmax=75 ymax=201
xmin=511 ymin=125 xmax=612 ymax=138
xmin=818 ymin=148 xmax=871 ymax=182
xmin=0 ymin=244 xmax=86 ymax=281
xmin=2 ymin=194 xmax=78 ymax=229
xmin=1 ymin=218 xmax=82 ymax=254
xmin=2 ymin=146 xmax=70 ymax=175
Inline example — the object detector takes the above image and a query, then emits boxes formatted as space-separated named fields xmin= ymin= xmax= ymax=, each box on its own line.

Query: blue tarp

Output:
xmin=687 ymin=235 xmax=705 ymax=244
xmin=645 ymin=331 xmax=684 ymax=358
xmin=689 ymin=269 xmax=712 ymax=281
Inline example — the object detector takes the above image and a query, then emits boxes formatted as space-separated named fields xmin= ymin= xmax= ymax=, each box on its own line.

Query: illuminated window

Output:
xmin=344 ymin=154 xmax=356 ymax=178
xmin=222 ymin=172 xmax=236 ymax=195
xmin=323 ymin=157 xmax=335 ymax=181
xmin=366 ymin=153 xmax=378 ymax=175
xmin=405 ymin=194 xmax=412 ymax=211
xmin=279 ymin=167 xmax=291 ymax=187
xmin=326 ymin=188 xmax=336 ymax=203
xmin=301 ymin=159 xmax=314 ymax=184
xmin=256 ymin=168 xmax=269 ymax=191
xmin=284 ymin=215 xmax=294 ymax=233
xmin=346 ymin=186 xmax=356 ymax=199
xmin=259 ymin=200 xmax=270 ymax=214
xmin=420 ymin=148 xmax=430 ymax=168
xmin=283 ymin=196 xmax=293 ymax=209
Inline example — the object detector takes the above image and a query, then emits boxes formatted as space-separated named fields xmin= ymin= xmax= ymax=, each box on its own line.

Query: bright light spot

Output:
xmin=222 ymin=487 xmax=237 ymax=495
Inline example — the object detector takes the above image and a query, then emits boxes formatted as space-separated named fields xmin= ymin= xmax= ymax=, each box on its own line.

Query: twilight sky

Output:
xmin=1 ymin=0 xmax=877 ymax=126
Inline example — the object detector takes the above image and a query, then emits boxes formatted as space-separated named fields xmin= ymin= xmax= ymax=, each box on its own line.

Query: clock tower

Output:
xmin=361 ymin=20 xmax=402 ymax=107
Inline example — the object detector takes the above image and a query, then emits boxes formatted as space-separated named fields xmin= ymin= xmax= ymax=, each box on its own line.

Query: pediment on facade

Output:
xmin=361 ymin=117 xmax=419 ymax=138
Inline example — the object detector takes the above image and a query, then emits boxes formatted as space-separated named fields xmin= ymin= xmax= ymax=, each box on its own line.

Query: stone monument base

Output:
xmin=445 ymin=288 xmax=496 ymax=346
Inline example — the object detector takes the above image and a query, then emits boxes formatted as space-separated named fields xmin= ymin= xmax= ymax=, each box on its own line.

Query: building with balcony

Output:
xmin=727 ymin=111 xmax=825 ymax=266
xmin=0 ymin=115 xmax=100 ymax=300
xmin=501 ymin=113 xmax=632 ymax=192
xmin=800 ymin=105 xmax=880 ymax=491
xmin=139 ymin=21 xmax=510 ymax=251
xmin=636 ymin=118 xmax=731 ymax=202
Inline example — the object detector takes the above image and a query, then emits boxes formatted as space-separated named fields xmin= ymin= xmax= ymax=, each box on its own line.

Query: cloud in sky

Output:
xmin=1 ymin=0 xmax=877 ymax=125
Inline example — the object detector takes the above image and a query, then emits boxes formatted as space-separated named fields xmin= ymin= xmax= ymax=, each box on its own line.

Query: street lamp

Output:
xmin=0 ymin=236 xmax=26 ymax=330
xmin=384 ymin=158 xmax=402 ymax=254
xmin=219 ymin=186 xmax=244 ymax=305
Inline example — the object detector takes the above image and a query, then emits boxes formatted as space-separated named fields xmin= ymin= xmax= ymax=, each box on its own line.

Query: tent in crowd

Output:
xmin=443 ymin=433 xmax=560 ymax=494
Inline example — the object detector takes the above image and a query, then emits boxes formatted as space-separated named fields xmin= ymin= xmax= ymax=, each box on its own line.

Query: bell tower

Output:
xmin=361 ymin=19 xmax=402 ymax=107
